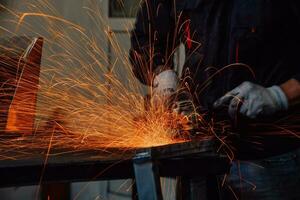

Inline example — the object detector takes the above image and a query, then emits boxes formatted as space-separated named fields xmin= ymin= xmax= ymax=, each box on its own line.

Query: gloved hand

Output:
xmin=213 ymin=81 xmax=289 ymax=119
xmin=152 ymin=69 xmax=178 ymax=108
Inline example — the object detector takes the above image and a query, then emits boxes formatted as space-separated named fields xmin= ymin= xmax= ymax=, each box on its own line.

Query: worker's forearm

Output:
xmin=280 ymin=79 xmax=300 ymax=106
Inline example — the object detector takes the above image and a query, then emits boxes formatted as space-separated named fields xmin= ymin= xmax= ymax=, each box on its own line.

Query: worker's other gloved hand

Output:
xmin=152 ymin=69 xmax=178 ymax=109
xmin=213 ymin=81 xmax=289 ymax=119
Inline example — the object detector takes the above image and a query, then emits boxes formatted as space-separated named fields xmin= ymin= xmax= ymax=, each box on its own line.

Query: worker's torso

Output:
xmin=173 ymin=0 xmax=300 ymax=159
xmin=174 ymin=0 xmax=298 ymax=106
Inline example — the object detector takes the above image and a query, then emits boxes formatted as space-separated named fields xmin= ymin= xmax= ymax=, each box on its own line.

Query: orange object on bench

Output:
xmin=0 ymin=37 xmax=43 ymax=134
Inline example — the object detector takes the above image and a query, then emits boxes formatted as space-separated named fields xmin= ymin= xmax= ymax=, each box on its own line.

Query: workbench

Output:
xmin=0 ymin=137 xmax=230 ymax=200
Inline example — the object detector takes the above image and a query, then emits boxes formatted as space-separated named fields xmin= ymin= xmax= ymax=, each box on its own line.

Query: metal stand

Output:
xmin=133 ymin=150 xmax=163 ymax=200
xmin=133 ymin=140 xmax=229 ymax=200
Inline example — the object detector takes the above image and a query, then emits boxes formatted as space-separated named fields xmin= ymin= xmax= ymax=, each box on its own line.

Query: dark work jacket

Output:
xmin=130 ymin=0 xmax=300 ymax=159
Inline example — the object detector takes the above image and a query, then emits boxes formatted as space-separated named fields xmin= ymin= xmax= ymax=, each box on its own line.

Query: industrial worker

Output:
xmin=130 ymin=0 xmax=300 ymax=199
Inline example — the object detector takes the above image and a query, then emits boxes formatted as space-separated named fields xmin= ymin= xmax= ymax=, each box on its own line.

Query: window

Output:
xmin=109 ymin=0 xmax=140 ymax=18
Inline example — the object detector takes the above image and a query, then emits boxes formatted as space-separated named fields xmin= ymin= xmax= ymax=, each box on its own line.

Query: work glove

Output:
xmin=152 ymin=69 xmax=178 ymax=108
xmin=213 ymin=81 xmax=289 ymax=119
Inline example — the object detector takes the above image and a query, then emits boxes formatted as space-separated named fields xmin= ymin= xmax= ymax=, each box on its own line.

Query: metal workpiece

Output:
xmin=135 ymin=138 xmax=230 ymax=177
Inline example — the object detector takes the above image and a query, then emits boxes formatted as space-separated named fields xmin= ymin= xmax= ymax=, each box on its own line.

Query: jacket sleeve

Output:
xmin=129 ymin=0 xmax=179 ymax=85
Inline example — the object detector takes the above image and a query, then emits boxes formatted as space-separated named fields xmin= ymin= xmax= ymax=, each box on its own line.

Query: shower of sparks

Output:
xmin=1 ymin=2 xmax=300 ymax=199
xmin=0 ymin=0 xmax=214 ymax=160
